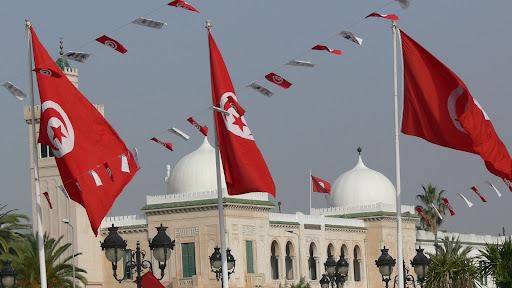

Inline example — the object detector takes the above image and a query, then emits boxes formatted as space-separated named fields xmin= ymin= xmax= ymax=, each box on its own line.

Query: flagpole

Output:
xmin=26 ymin=19 xmax=48 ymax=288
xmin=309 ymin=169 xmax=312 ymax=215
xmin=207 ymin=20 xmax=229 ymax=288
xmin=392 ymin=20 xmax=404 ymax=288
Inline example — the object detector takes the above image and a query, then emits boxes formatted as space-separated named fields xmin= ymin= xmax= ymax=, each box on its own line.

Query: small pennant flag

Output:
xmin=187 ymin=117 xmax=208 ymax=136
xmin=33 ymin=68 xmax=62 ymax=78
xmin=42 ymin=192 xmax=53 ymax=209
xmin=470 ymin=186 xmax=487 ymax=202
xmin=431 ymin=203 xmax=443 ymax=220
xmin=57 ymin=185 xmax=70 ymax=199
xmin=2 ymin=82 xmax=26 ymax=100
xmin=90 ymin=170 xmax=103 ymax=187
xmin=311 ymin=175 xmax=331 ymax=193
xmin=103 ymin=162 xmax=114 ymax=181
xmin=95 ymin=35 xmax=127 ymax=54
xmin=247 ymin=82 xmax=274 ymax=97
xmin=132 ymin=147 xmax=140 ymax=165
xmin=150 ymin=137 xmax=173 ymax=151
xmin=312 ymin=44 xmax=343 ymax=55
xmin=415 ymin=206 xmax=429 ymax=225
xmin=132 ymin=17 xmax=166 ymax=29
xmin=170 ymin=127 xmax=190 ymax=141
xmin=486 ymin=181 xmax=502 ymax=198
xmin=365 ymin=12 xmax=400 ymax=21
xmin=121 ymin=154 xmax=130 ymax=173
xmin=503 ymin=178 xmax=512 ymax=192
xmin=168 ymin=0 xmax=200 ymax=13
xmin=339 ymin=31 xmax=363 ymax=46
xmin=441 ymin=198 xmax=456 ymax=216
xmin=265 ymin=72 xmax=292 ymax=89
xmin=457 ymin=193 xmax=474 ymax=208
xmin=64 ymin=51 xmax=91 ymax=63
xmin=140 ymin=271 xmax=165 ymax=288
xmin=287 ymin=60 xmax=315 ymax=67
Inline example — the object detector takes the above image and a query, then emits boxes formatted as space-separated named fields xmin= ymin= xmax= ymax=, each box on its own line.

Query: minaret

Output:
xmin=23 ymin=39 xmax=105 ymax=285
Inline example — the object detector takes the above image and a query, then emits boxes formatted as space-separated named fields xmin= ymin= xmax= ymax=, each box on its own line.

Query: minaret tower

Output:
xmin=23 ymin=40 xmax=105 ymax=285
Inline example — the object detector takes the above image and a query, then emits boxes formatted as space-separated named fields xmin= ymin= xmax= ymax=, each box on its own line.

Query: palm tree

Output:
xmin=416 ymin=184 xmax=447 ymax=244
xmin=0 ymin=204 xmax=29 ymax=254
xmin=479 ymin=237 xmax=512 ymax=287
xmin=425 ymin=237 xmax=480 ymax=288
xmin=6 ymin=233 xmax=87 ymax=288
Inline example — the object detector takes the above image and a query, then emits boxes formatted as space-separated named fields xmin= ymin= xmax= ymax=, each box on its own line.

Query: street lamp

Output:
xmin=375 ymin=246 xmax=396 ymax=288
xmin=411 ymin=247 xmax=430 ymax=287
xmin=320 ymin=255 xmax=348 ymax=287
xmin=62 ymin=218 xmax=76 ymax=288
xmin=101 ymin=224 xmax=175 ymax=288
xmin=0 ymin=260 xmax=16 ymax=288
xmin=209 ymin=247 xmax=236 ymax=283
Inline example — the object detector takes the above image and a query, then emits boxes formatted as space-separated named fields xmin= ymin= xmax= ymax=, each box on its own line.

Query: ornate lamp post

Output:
xmin=0 ymin=260 xmax=16 ymax=288
xmin=320 ymin=255 xmax=348 ymax=288
xmin=375 ymin=246 xmax=396 ymax=288
xmin=411 ymin=247 xmax=430 ymax=288
xmin=209 ymin=247 xmax=236 ymax=284
xmin=101 ymin=224 xmax=175 ymax=288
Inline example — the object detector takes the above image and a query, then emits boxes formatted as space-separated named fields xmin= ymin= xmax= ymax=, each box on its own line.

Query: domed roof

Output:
xmin=167 ymin=137 xmax=226 ymax=195
xmin=330 ymin=151 xmax=396 ymax=209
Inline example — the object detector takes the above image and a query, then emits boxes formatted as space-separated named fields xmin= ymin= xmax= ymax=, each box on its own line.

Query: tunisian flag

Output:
xmin=311 ymin=175 xmax=331 ymax=193
xmin=31 ymin=26 xmax=138 ymax=235
xmin=400 ymin=30 xmax=512 ymax=181
xmin=208 ymin=30 xmax=276 ymax=197
xmin=139 ymin=271 xmax=165 ymax=288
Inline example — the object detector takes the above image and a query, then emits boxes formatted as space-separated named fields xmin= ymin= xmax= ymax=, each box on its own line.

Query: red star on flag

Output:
xmin=232 ymin=115 xmax=246 ymax=131
xmin=51 ymin=125 xmax=66 ymax=143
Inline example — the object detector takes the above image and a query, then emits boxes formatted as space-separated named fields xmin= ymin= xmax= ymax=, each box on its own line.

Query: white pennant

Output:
xmin=339 ymin=31 xmax=364 ymax=46
xmin=90 ymin=170 xmax=103 ymax=186
xmin=431 ymin=203 xmax=443 ymax=220
xmin=287 ymin=59 xmax=315 ymax=67
xmin=2 ymin=82 xmax=26 ymax=100
xmin=133 ymin=147 xmax=140 ymax=165
xmin=64 ymin=51 xmax=91 ymax=63
xmin=486 ymin=181 xmax=502 ymax=197
xmin=132 ymin=17 xmax=166 ymax=29
xmin=457 ymin=193 xmax=474 ymax=208
xmin=170 ymin=127 xmax=190 ymax=141
xmin=121 ymin=154 xmax=130 ymax=173
xmin=247 ymin=82 xmax=274 ymax=97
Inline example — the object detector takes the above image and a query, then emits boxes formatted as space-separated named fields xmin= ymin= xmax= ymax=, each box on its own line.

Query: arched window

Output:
xmin=327 ymin=243 xmax=335 ymax=257
xmin=353 ymin=245 xmax=362 ymax=282
xmin=341 ymin=244 xmax=348 ymax=259
xmin=285 ymin=241 xmax=295 ymax=280
xmin=308 ymin=243 xmax=318 ymax=280
xmin=271 ymin=241 xmax=280 ymax=280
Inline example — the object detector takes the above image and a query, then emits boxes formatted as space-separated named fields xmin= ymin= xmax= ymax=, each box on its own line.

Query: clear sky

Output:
xmin=1 ymin=0 xmax=511 ymax=236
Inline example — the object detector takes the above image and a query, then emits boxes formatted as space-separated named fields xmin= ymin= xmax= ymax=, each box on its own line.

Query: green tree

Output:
xmin=416 ymin=184 xmax=447 ymax=244
xmin=290 ymin=277 xmax=311 ymax=288
xmin=479 ymin=237 xmax=512 ymax=287
xmin=0 ymin=204 xmax=29 ymax=254
xmin=425 ymin=237 xmax=480 ymax=288
xmin=7 ymin=233 xmax=87 ymax=288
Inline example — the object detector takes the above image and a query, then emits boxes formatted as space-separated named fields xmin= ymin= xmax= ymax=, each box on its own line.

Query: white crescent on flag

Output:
xmin=219 ymin=92 xmax=254 ymax=140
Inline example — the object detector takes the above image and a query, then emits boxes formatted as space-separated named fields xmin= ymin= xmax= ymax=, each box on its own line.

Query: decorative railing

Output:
xmin=269 ymin=212 xmax=365 ymax=228
xmin=246 ymin=274 xmax=265 ymax=288
xmin=311 ymin=202 xmax=415 ymax=216
xmin=146 ymin=189 xmax=269 ymax=205
xmin=100 ymin=215 xmax=146 ymax=228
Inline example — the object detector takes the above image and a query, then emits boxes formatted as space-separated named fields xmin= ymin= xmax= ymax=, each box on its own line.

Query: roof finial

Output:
xmin=59 ymin=37 xmax=64 ymax=56
xmin=357 ymin=146 xmax=362 ymax=155
xmin=205 ymin=20 xmax=213 ymax=31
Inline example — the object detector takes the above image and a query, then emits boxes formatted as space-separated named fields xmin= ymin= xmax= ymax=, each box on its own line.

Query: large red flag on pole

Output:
xmin=400 ymin=30 xmax=512 ymax=181
xmin=31 ymin=26 xmax=139 ymax=235
xmin=208 ymin=30 xmax=276 ymax=197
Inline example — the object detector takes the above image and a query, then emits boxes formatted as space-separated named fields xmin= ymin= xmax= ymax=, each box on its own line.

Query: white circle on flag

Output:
xmin=447 ymin=86 xmax=468 ymax=134
xmin=40 ymin=69 xmax=53 ymax=77
xmin=105 ymin=40 xmax=118 ymax=50
xmin=272 ymin=75 xmax=283 ymax=84
xmin=41 ymin=100 xmax=75 ymax=158
xmin=319 ymin=182 xmax=325 ymax=188
xmin=219 ymin=92 xmax=254 ymax=140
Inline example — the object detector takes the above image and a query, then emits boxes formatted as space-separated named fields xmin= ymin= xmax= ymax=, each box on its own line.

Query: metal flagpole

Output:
xmin=391 ymin=20 xmax=404 ymax=288
xmin=207 ymin=20 xmax=229 ymax=288
xmin=309 ymin=169 xmax=312 ymax=215
xmin=26 ymin=19 xmax=48 ymax=288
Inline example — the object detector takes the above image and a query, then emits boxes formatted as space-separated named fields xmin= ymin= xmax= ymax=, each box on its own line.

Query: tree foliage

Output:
xmin=479 ymin=237 xmax=512 ymax=287
xmin=416 ymin=184 xmax=447 ymax=242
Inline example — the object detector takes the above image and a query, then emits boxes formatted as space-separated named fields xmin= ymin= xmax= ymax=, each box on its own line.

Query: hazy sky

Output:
xmin=1 ymin=0 xmax=511 ymax=236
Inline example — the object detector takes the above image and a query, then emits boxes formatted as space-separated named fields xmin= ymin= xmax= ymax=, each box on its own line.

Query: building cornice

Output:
xmin=142 ymin=198 xmax=274 ymax=216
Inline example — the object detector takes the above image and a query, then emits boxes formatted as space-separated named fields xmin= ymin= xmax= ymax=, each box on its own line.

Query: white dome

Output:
xmin=330 ymin=153 xmax=396 ymax=209
xmin=167 ymin=137 xmax=226 ymax=195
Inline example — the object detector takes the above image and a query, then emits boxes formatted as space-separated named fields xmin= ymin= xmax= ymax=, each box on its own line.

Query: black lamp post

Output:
xmin=320 ymin=255 xmax=348 ymax=288
xmin=101 ymin=224 xmax=175 ymax=288
xmin=411 ymin=247 xmax=430 ymax=288
xmin=209 ymin=247 xmax=236 ymax=284
xmin=375 ymin=246 xmax=396 ymax=288
xmin=0 ymin=261 xmax=16 ymax=288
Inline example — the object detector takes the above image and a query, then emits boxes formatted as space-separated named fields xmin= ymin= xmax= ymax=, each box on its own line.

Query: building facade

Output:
xmin=26 ymin=56 xmax=504 ymax=288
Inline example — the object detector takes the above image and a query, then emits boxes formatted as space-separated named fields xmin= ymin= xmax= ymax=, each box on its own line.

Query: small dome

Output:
xmin=56 ymin=57 xmax=71 ymax=70
xmin=330 ymin=151 xmax=396 ymax=209
xmin=167 ymin=137 xmax=226 ymax=195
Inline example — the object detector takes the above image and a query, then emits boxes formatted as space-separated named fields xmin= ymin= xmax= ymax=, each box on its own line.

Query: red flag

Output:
xmin=187 ymin=116 xmax=208 ymax=136
xmin=441 ymin=197 xmax=456 ymax=216
xmin=312 ymin=44 xmax=343 ymax=55
xmin=150 ymin=137 xmax=174 ymax=151
xmin=42 ymin=192 xmax=53 ymax=209
xmin=95 ymin=35 xmax=128 ymax=54
xmin=365 ymin=12 xmax=400 ymax=21
xmin=470 ymin=186 xmax=487 ymax=203
xmin=209 ymin=30 xmax=276 ymax=197
xmin=400 ymin=31 xmax=512 ymax=182
xmin=311 ymin=175 xmax=331 ymax=193
xmin=265 ymin=72 xmax=292 ymax=89
xmin=31 ymin=26 xmax=138 ymax=235
xmin=415 ymin=206 xmax=429 ymax=225
xmin=168 ymin=0 xmax=200 ymax=13
xmin=139 ymin=271 xmax=165 ymax=288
